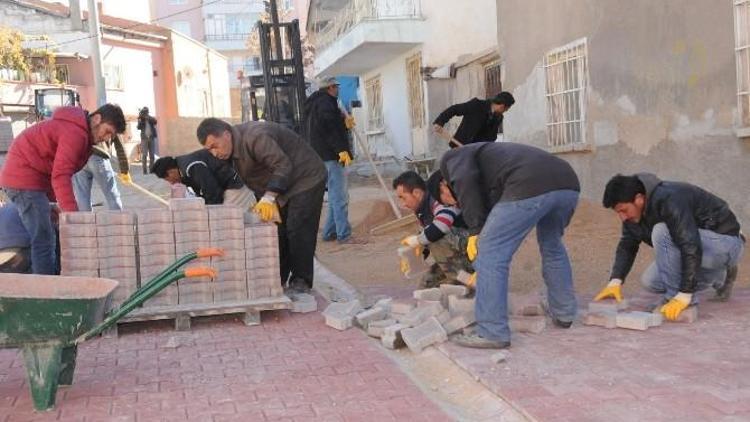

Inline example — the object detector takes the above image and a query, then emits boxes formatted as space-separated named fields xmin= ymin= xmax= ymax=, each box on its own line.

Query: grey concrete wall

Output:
xmin=496 ymin=0 xmax=750 ymax=224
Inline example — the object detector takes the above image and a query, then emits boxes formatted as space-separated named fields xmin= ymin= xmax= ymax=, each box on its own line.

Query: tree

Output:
xmin=0 ymin=27 xmax=57 ymax=83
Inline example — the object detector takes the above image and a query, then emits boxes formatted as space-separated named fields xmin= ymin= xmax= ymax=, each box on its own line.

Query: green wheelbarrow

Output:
xmin=0 ymin=248 xmax=224 ymax=411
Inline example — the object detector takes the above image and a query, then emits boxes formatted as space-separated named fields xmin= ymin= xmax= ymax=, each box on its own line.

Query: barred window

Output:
xmin=406 ymin=53 xmax=424 ymax=129
xmin=543 ymin=38 xmax=589 ymax=151
xmin=365 ymin=75 xmax=384 ymax=131
xmin=734 ymin=0 xmax=750 ymax=134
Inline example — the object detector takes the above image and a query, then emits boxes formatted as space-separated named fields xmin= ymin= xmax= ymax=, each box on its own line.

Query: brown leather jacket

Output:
xmin=230 ymin=121 xmax=326 ymax=207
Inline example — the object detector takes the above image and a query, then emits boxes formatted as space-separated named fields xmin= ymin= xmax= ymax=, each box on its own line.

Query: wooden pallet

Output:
xmin=110 ymin=295 xmax=292 ymax=333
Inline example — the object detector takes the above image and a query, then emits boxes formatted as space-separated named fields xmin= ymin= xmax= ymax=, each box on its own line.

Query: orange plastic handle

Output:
xmin=196 ymin=247 xmax=225 ymax=258
xmin=184 ymin=267 xmax=217 ymax=279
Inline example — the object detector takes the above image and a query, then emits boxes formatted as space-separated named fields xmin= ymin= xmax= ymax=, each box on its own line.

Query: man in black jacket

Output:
xmin=137 ymin=107 xmax=158 ymax=174
xmin=433 ymin=92 xmax=515 ymax=147
xmin=151 ymin=149 xmax=245 ymax=205
xmin=594 ymin=174 xmax=745 ymax=320
xmin=430 ymin=142 xmax=580 ymax=349
xmin=304 ymin=76 xmax=356 ymax=243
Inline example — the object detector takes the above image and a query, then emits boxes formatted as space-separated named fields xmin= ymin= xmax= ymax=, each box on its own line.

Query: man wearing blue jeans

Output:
xmin=304 ymin=77 xmax=356 ymax=243
xmin=431 ymin=142 xmax=580 ymax=349
xmin=72 ymin=136 xmax=130 ymax=211
xmin=594 ymin=174 xmax=745 ymax=320
xmin=0 ymin=104 xmax=127 ymax=274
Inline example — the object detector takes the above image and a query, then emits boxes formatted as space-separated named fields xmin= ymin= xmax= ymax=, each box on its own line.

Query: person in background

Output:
xmin=137 ymin=106 xmax=158 ymax=174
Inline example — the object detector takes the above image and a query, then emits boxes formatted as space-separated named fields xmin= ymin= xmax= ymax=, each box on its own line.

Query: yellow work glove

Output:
xmin=118 ymin=173 xmax=133 ymax=185
xmin=399 ymin=258 xmax=410 ymax=276
xmin=345 ymin=115 xmax=355 ymax=129
xmin=593 ymin=279 xmax=623 ymax=302
xmin=252 ymin=194 xmax=281 ymax=223
xmin=338 ymin=151 xmax=352 ymax=166
xmin=660 ymin=292 xmax=692 ymax=321
xmin=467 ymin=235 xmax=478 ymax=262
xmin=466 ymin=272 xmax=476 ymax=288
xmin=400 ymin=235 xmax=423 ymax=258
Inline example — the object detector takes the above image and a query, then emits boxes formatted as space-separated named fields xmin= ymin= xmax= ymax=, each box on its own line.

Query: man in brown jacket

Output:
xmin=197 ymin=118 xmax=327 ymax=293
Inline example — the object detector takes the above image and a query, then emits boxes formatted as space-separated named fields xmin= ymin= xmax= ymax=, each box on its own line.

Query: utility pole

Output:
xmin=88 ymin=0 xmax=107 ymax=106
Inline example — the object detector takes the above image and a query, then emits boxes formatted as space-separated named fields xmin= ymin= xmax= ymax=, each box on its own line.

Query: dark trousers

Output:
xmin=278 ymin=180 xmax=325 ymax=288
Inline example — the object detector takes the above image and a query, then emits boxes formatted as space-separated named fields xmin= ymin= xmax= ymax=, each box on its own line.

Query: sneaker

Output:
xmin=321 ymin=234 xmax=337 ymax=242
xmin=712 ymin=265 xmax=738 ymax=302
xmin=453 ymin=333 xmax=510 ymax=349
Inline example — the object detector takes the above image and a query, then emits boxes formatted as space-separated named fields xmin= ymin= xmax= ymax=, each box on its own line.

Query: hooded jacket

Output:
xmin=175 ymin=149 xmax=244 ymax=205
xmin=610 ymin=173 xmax=742 ymax=293
xmin=440 ymin=142 xmax=580 ymax=234
xmin=304 ymin=90 xmax=350 ymax=161
xmin=0 ymin=107 xmax=92 ymax=211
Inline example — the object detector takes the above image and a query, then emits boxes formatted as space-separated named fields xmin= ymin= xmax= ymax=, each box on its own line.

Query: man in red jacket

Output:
xmin=0 ymin=104 xmax=126 ymax=275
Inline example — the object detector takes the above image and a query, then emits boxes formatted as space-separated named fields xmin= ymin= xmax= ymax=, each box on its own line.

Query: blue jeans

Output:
xmin=641 ymin=223 xmax=745 ymax=303
xmin=2 ymin=188 xmax=57 ymax=275
xmin=73 ymin=155 xmax=123 ymax=211
xmin=475 ymin=190 xmax=579 ymax=342
xmin=322 ymin=160 xmax=351 ymax=241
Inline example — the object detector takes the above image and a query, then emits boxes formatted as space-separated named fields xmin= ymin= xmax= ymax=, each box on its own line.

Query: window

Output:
xmin=734 ymin=1 xmax=750 ymax=134
xmin=365 ymin=75 xmax=384 ymax=131
xmin=543 ymin=37 xmax=589 ymax=150
xmin=484 ymin=59 xmax=502 ymax=98
xmin=170 ymin=21 xmax=191 ymax=37
xmin=406 ymin=53 xmax=424 ymax=128
xmin=54 ymin=64 xmax=70 ymax=84
xmin=103 ymin=64 xmax=124 ymax=90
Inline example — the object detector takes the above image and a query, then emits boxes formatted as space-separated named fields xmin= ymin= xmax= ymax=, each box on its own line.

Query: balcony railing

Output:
xmin=311 ymin=0 xmax=422 ymax=53
xmin=205 ymin=33 xmax=253 ymax=41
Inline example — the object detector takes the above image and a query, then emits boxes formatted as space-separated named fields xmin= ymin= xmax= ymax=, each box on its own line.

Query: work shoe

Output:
xmin=337 ymin=236 xmax=368 ymax=245
xmin=321 ymin=234 xmax=337 ymax=242
xmin=712 ymin=265 xmax=738 ymax=302
xmin=287 ymin=278 xmax=311 ymax=294
xmin=551 ymin=318 xmax=573 ymax=329
xmin=453 ymin=333 xmax=510 ymax=349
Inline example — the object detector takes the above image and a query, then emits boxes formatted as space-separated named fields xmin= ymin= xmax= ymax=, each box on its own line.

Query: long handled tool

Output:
xmin=128 ymin=180 xmax=169 ymax=205
xmin=434 ymin=126 xmax=464 ymax=147
xmin=351 ymin=129 xmax=418 ymax=234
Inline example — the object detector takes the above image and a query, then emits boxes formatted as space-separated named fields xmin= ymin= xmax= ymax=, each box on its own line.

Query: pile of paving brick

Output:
xmin=322 ymin=286 xmax=550 ymax=353
xmin=59 ymin=197 xmax=285 ymax=309
xmin=582 ymin=299 xmax=697 ymax=330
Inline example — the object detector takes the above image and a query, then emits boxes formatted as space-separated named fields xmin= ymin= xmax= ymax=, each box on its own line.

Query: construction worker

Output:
xmin=0 ymin=104 xmax=126 ymax=275
xmin=432 ymin=142 xmax=580 ymax=349
xmin=197 ymin=118 xmax=327 ymax=294
xmin=150 ymin=149 xmax=254 ymax=208
xmin=433 ymin=91 xmax=515 ymax=147
xmin=393 ymin=171 xmax=472 ymax=287
xmin=137 ymin=107 xmax=158 ymax=174
xmin=72 ymin=134 xmax=131 ymax=211
xmin=304 ymin=76 xmax=357 ymax=243
xmin=594 ymin=174 xmax=745 ymax=320
xmin=0 ymin=203 xmax=32 ymax=274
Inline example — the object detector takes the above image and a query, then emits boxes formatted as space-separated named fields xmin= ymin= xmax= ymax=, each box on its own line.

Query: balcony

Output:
xmin=310 ymin=0 xmax=425 ymax=76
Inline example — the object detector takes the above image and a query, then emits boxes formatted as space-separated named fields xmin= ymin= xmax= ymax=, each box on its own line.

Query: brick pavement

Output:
xmin=0 ymin=297 xmax=452 ymax=422
xmin=437 ymin=289 xmax=750 ymax=422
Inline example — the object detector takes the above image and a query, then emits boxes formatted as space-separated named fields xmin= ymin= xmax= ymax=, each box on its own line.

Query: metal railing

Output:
xmin=311 ymin=0 xmax=422 ymax=53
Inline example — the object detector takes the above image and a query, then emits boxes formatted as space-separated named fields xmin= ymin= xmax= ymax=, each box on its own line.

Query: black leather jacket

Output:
xmin=611 ymin=173 xmax=742 ymax=293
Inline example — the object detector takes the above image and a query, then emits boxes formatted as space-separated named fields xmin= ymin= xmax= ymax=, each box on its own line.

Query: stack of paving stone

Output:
xmin=244 ymin=223 xmax=284 ymax=299
xmin=583 ymin=299 xmax=697 ymax=329
xmin=170 ymin=198 xmax=213 ymax=304
xmin=136 ymin=208 xmax=177 ymax=306
xmin=207 ymin=204 xmax=248 ymax=302
xmin=59 ymin=212 xmax=99 ymax=277
xmin=96 ymin=211 xmax=138 ymax=306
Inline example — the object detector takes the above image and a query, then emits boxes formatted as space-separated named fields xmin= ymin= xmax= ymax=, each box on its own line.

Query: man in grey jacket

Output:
xmin=197 ymin=118 xmax=327 ymax=293
xmin=430 ymin=142 xmax=580 ymax=349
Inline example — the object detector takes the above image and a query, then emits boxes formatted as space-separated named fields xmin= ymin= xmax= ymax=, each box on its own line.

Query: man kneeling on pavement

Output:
xmin=594 ymin=173 xmax=745 ymax=320
xmin=431 ymin=142 xmax=580 ymax=349
xmin=393 ymin=171 xmax=473 ymax=287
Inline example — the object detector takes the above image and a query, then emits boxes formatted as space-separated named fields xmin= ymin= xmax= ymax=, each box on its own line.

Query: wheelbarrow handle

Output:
xmin=74 ymin=252 xmax=221 ymax=343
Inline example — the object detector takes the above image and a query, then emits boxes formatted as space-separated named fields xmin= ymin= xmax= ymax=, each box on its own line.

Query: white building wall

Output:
xmin=360 ymin=48 xmax=418 ymax=157
xmin=101 ymin=45 xmax=157 ymax=115
xmin=420 ymin=0 xmax=497 ymax=67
